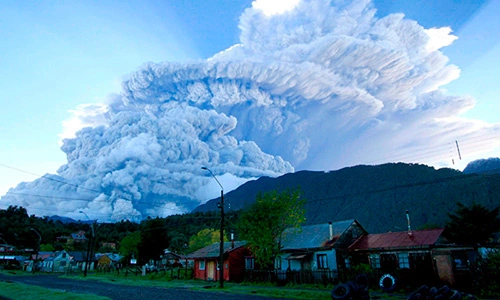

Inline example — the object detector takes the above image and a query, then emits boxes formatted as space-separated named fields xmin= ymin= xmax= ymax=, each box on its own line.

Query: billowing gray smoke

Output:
xmin=2 ymin=0 xmax=499 ymax=221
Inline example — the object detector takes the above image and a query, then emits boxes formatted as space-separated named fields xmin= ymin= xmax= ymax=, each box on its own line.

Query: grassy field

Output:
xmin=0 ymin=281 xmax=110 ymax=300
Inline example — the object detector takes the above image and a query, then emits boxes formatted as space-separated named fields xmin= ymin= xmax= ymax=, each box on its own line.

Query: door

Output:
xmin=207 ymin=261 xmax=215 ymax=281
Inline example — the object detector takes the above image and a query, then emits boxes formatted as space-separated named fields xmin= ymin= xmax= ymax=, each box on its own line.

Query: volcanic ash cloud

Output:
xmin=2 ymin=0 xmax=499 ymax=221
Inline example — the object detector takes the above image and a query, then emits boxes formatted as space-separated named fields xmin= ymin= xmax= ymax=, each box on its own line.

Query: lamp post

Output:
xmin=202 ymin=166 xmax=225 ymax=288
xmin=79 ymin=211 xmax=94 ymax=277
xmin=30 ymin=228 xmax=42 ymax=273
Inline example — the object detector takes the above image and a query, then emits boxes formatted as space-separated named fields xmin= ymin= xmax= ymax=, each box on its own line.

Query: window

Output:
xmin=275 ymin=256 xmax=282 ymax=269
xmin=344 ymin=258 xmax=351 ymax=269
xmin=369 ymin=254 xmax=380 ymax=268
xmin=409 ymin=252 xmax=432 ymax=270
xmin=317 ymin=254 xmax=328 ymax=269
xmin=62 ymin=253 xmax=66 ymax=258
xmin=60 ymin=261 xmax=66 ymax=267
xmin=380 ymin=253 xmax=398 ymax=270
xmin=398 ymin=253 xmax=409 ymax=268
xmin=245 ymin=257 xmax=255 ymax=270
xmin=199 ymin=260 xmax=205 ymax=270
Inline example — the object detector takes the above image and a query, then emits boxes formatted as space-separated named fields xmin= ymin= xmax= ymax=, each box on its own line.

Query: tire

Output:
xmin=407 ymin=292 xmax=422 ymax=300
xmin=379 ymin=274 xmax=397 ymax=293
xmin=331 ymin=283 xmax=352 ymax=300
xmin=346 ymin=281 xmax=358 ymax=295
xmin=414 ymin=285 xmax=429 ymax=295
xmin=448 ymin=290 xmax=461 ymax=300
xmin=407 ymin=285 xmax=428 ymax=300
xmin=436 ymin=285 xmax=451 ymax=297
xmin=428 ymin=287 xmax=438 ymax=298
xmin=355 ymin=274 xmax=369 ymax=291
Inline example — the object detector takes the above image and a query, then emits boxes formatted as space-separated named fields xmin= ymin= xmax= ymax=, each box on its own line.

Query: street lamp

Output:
xmin=79 ymin=211 xmax=95 ymax=277
xmin=202 ymin=166 xmax=225 ymax=288
xmin=30 ymin=228 xmax=42 ymax=273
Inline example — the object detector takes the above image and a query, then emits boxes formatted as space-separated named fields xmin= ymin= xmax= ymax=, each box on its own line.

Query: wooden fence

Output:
xmin=244 ymin=269 xmax=341 ymax=285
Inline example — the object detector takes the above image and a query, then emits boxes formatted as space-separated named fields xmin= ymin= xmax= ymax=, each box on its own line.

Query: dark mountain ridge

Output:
xmin=193 ymin=163 xmax=500 ymax=233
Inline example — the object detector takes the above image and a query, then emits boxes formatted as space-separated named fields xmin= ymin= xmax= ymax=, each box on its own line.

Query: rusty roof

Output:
xmin=280 ymin=220 xmax=358 ymax=251
xmin=349 ymin=229 xmax=445 ymax=251
xmin=187 ymin=241 xmax=247 ymax=259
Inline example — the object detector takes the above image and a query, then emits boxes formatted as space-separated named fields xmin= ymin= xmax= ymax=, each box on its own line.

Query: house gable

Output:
xmin=280 ymin=220 xmax=367 ymax=251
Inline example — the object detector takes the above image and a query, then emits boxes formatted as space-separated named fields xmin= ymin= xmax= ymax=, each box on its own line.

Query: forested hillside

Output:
xmin=193 ymin=163 xmax=500 ymax=233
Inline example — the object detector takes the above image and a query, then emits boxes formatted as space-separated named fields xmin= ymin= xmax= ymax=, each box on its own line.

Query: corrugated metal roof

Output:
xmin=187 ymin=241 xmax=247 ymax=259
xmin=349 ymin=229 xmax=444 ymax=250
xmin=280 ymin=220 xmax=356 ymax=251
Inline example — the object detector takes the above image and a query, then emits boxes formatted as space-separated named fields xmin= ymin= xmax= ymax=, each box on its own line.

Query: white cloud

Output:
xmin=252 ymin=0 xmax=301 ymax=16
xmin=425 ymin=27 xmax=458 ymax=53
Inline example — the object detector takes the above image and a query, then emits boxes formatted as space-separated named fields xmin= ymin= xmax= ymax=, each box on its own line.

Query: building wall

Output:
xmin=193 ymin=247 xmax=251 ymax=282
xmin=226 ymin=247 xmax=250 ymax=282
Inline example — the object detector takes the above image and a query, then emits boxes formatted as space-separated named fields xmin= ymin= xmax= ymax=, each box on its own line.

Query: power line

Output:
xmin=0 ymin=163 xmax=104 ymax=195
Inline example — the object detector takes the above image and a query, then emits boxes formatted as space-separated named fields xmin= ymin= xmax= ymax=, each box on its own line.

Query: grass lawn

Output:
xmin=0 ymin=281 xmax=110 ymax=300
xmin=67 ymin=272 xmax=408 ymax=300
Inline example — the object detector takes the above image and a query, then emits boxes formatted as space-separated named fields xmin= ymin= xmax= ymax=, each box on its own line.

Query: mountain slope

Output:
xmin=193 ymin=163 xmax=500 ymax=233
xmin=463 ymin=157 xmax=500 ymax=175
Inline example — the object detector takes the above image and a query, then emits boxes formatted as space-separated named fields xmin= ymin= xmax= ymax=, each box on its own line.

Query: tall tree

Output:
xmin=237 ymin=188 xmax=305 ymax=269
xmin=444 ymin=202 xmax=500 ymax=245
xmin=119 ymin=231 xmax=140 ymax=263
xmin=138 ymin=217 xmax=170 ymax=264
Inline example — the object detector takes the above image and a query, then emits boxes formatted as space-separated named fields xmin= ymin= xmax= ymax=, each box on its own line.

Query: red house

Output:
xmin=187 ymin=241 xmax=250 ymax=283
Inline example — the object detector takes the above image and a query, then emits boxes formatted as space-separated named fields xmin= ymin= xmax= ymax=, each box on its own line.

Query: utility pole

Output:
xmin=30 ymin=228 xmax=41 ymax=273
xmin=202 ymin=167 xmax=225 ymax=288
xmin=80 ymin=211 xmax=95 ymax=277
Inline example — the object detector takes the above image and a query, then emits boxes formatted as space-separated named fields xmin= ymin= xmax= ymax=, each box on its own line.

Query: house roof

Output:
xmin=31 ymin=251 xmax=55 ymax=260
xmin=187 ymin=241 xmax=247 ymax=259
xmin=71 ymin=231 xmax=87 ymax=240
xmin=68 ymin=251 xmax=86 ymax=262
xmin=280 ymin=220 xmax=359 ymax=251
xmin=349 ymin=229 xmax=445 ymax=251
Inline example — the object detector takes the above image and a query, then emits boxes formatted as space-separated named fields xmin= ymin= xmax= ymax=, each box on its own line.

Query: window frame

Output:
xmin=317 ymin=254 xmax=328 ymax=269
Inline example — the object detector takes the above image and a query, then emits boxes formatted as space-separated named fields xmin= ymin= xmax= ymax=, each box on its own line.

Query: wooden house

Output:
xmin=347 ymin=228 xmax=477 ymax=287
xmin=277 ymin=220 xmax=367 ymax=272
xmin=187 ymin=241 xmax=250 ymax=282
xmin=41 ymin=250 xmax=71 ymax=273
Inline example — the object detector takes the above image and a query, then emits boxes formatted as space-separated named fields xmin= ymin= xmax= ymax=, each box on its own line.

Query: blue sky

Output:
xmin=0 ymin=0 xmax=499 ymax=197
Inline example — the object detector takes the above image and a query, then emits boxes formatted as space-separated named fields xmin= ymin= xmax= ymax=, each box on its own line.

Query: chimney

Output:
xmin=329 ymin=221 xmax=333 ymax=240
xmin=406 ymin=210 xmax=413 ymax=237
xmin=231 ymin=231 xmax=235 ymax=248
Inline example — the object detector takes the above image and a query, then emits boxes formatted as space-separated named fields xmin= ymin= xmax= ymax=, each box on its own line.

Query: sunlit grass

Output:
xmin=0 ymin=281 xmax=110 ymax=300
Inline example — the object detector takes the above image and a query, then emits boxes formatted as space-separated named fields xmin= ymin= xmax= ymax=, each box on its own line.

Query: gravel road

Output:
xmin=0 ymin=273 xmax=290 ymax=300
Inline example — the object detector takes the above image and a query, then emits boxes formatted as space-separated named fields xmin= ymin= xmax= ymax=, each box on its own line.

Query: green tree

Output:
xmin=237 ymin=188 xmax=305 ymax=269
xmin=40 ymin=244 xmax=55 ymax=252
xmin=444 ymin=202 xmax=500 ymax=245
xmin=119 ymin=231 xmax=140 ymax=262
xmin=187 ymin=228 xmax=226 ymax=253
